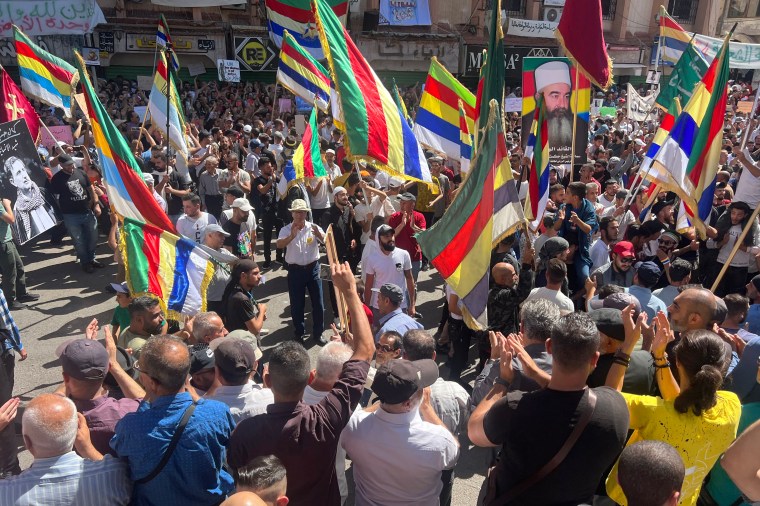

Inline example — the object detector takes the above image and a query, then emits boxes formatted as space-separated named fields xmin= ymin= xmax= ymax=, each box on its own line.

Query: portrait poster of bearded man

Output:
xmin=521 ymin=57 xmax=590 ymax=166
xmin=0 ymin=119 xmax=60 ymax=244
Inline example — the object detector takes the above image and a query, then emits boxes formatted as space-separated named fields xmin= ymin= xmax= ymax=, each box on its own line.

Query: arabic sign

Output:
xmin=379 ymin=0 xmax=432 ymax=26
xmin=464 ymin=45 xmax=556 ymax=77
xmin=626 ymin=83 xmax=656 ymax=121
xmin=505 ymin=18 xmax=558 ymax=39
xmin=652 ymin=34 xmax=760 ymax=70
xmin=125 ymin=33 xmax=216 ymax=53
xmin=98 ymin=31 xmax=114 ymax=58
xmin=234 ymin=37 xmax=277 ymax=72
xmin=0 ymin=0 xmax=106 ymax=37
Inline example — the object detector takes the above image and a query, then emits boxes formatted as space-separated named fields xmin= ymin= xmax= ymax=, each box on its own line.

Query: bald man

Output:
xmin=488 ymin=248 xmax=535 ymax=339
xmin=667 ymin=287 xmax=718 ymax=333
xmin=111 ymin=336 xmax=236 ymax=505
xmin=0 ymin=393 xmax=130 ymax=505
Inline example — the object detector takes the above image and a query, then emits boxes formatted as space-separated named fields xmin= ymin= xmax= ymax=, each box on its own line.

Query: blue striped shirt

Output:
xmin=0 ymin=288 xmax=22 ymax=352
xmin=0 ymin=452 xmax=131 ymax=505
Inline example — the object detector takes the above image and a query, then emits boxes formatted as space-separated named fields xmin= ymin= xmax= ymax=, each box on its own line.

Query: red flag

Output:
xmin=555 ymin=0 xmax=612 ymax=90
xmin=0 ymin=67 xmax=41 ymax=142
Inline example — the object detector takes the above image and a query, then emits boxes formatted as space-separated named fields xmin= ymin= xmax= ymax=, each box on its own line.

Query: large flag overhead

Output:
xmin=523 ymin=97 xmax=551 ymax=230
xmin=122 ymin=217 xmax=214 ymax=318
xmin=475 ymin=2 xmax=504 ymax=143
xmin=156 ymin=14 xmax=180 ymax=71
xmin=658 ymin=5 xmax=693 ymax=66
xmin=639 ymin=97 xmax=681 ymax=175
xmin=555 ymin=0 xmax=612 ymax=90
xmin=655 ymin=41 xmax=708 ymax=111
xmin=74 ymin=52 xmax=176 ymax=233
xmin=13 ymin=26 xmax=79 ymax=119
xmin=0 ymin=66 xmax=41 ymax=142
xmin=413 ymin=57 xmax=476 ymax=161
xmin=312 ymin=0 xmax=432 ymax=185
xmin=147 ymin=52 xmax=189 ymax=162
xmin=291 ymin=107 xmax=327 ymax=182
xmin=647 ymin=32 xmax=732 ymax=238
xmin=267 ymin=0 xmax=348 ymax=60
xmin=277 ymin=30 xmax=331 ymax=111
xmin=417 ymin=100 xmax=525 ymax=329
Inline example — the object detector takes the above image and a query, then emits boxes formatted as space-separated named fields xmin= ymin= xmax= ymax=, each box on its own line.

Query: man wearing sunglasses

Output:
xmin=592 ymin=240 xmax=636 ymax=290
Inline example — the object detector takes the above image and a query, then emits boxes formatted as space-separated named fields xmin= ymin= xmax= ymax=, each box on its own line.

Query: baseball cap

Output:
xmin=751 ymin=274 xmax=760 ymax=293
xmin=211 ymin=330 xmax=263 ymax=360
xmin=634 ymin=138 xmax=646 ymax=146
xmin=603 ymin=292 xmax=642 ymax=320
xmin=58 ymin=154 xmax=75 ymax=165
xmin=205 ymin=223 xmax=230 ymax=236
xmin=226 ymin=186 xmax=245 ymax=199
xmin=56 ymin=339 xmax=110 ymax=381
xmin=325 ymin=148 xmax=336 ymax=155
xmin=213 ymin=338 xmax=258 ymax=377
xmin=189 ymin=344 xmax=215 ymax=374
xmin=612 ymin=241 xmax=636 ymax=258
xmin=591 ymin=308 xmax=625 ymax=341
xmin=249 ymin=139 xmax=262 ymax=150
xmin=388 ymin=177 xmax=404 ymax=188
xmin=371 ymin=283 xmax=404 ymax=305
xmin=243 ymin=125 xmax=252 ymax=134
xmin=110 ymin=282 xmax=130 ymax=295
xmin=634 ymin=261 xmax=662 ymax=286
xmin=398 ymin=192 xmax=416 ymax=201
xmin=231 ymin=198 xmax=254 ymax=212
xmin=372 ymin=359 xmax=439 ymax=404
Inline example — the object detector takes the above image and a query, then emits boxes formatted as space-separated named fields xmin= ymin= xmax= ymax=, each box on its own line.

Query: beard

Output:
xmin=547 ymin=108 xmax=575 ymax=147
xmin=381 ymin=241 xmax=395 ymax=252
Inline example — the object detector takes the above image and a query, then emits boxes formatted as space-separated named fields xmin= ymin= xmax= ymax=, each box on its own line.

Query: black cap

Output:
xmin=371 ymin=283 xmax=403 ymax=305
xmin=214 ymin=338 xmax=257 ymax=377
xmin=189 ymin=344 xmax=214 ymax=374
xmin=372 ymin=359 xmax=439 ymax=404
xmin=226 ymin=186 xmax=245 ymax=198
xmin=591 ymin=308 xmax=625 ymax=341
xmin=58 ymin=154 xmax=75 ymax=166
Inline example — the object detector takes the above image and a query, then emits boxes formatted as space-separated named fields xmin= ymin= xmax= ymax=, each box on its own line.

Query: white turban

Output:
xmin=535 ymin=61 xmax=571 ymax=93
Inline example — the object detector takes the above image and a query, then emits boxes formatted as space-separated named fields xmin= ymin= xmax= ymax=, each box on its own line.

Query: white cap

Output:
xmin=325 ymin=149 xmax=336 ymax=155
xmin=205 ymin=224 xmax=230 ymax=236
xmin=243 ymin=124 xmax=252 ymax=133
xmin=388 ymin=177 xmax=404 ymax=188
xmin=141 ymin=173 xmax=154 ymax=186
xmin=333 ymin=186 xmax=347 ymax=197
xmin=534 ymin=61 xmax=571 ymax=93
xmin=231 ymin=198 xmax=253 ymax=212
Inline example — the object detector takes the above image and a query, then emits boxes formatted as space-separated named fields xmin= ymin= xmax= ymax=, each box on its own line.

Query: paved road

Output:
xmin=8 ymin=233 xmax=489 ymax=504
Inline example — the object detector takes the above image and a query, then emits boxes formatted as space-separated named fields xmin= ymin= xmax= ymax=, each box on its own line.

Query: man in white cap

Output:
xmin=276 ymin=199 xmax=327 ymax=344
xmin=533 ymin=60 xmax=574 ymax=147
xmin=203 ymin=224 xmax=237 ymax=316
xmin=142 ymin=172 xmax=167 ymax=213
xmin=222 ymin=198 xmax=255 ymax=259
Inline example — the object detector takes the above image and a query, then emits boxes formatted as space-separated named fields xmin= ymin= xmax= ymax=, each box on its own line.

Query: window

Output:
xmin=503 ymin=0 xmax=525 ymax=17
xmin=728 ymin=0 xmax=748 ymax=18
xmin=667 ymin=0 xmax=698 ymax=24
xmin=601 ymin=0 xmax=617 ymax=20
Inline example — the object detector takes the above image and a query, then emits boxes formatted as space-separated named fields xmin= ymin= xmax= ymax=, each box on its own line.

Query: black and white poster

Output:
xmin=0 ymin=119 xmax=59 ymax=244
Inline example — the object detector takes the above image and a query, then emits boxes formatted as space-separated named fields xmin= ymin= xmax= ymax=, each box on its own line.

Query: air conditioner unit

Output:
xmin=543 ymin=7 xmax=563 ymax=22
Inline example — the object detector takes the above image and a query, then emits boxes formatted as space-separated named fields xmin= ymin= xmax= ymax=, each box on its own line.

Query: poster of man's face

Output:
xmin=521 ymin=57 xmax=590 ymax=166
xmin=0 ymin=119 xmax=60 ymax=244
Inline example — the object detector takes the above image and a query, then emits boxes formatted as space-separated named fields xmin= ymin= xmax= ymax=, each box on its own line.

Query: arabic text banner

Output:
xmin=0 ymin=0 xmax=106 ymax=37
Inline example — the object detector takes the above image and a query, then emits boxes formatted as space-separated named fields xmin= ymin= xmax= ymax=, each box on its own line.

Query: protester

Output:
xmin=222 ymin=260 xmax=266 ymax=335
xmin=0 ymin=289 xmax=25 ymax=478
xmin=363 ymin=225 xmax=417 ymax=322
xmin=176 ymin=193 xmax=218 ymax=244
xmin=116 ymin=295 xmax=167 ymax=354
xmin=0 ymin=198 xmax=39 ymax=309
xmin=230 ymin=455 xmax=288 ymax=506
xmin=617 ymin=441 xmax=685 ymax=506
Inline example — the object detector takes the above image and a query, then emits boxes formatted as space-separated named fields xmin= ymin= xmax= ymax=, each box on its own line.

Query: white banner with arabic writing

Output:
xmin=0 ymin=0 xmax=106 ymax=37
xmin=692 ymin=34 xmax=760 ymax=70
xmin=626 ymin=83 xmax=656 ymax=121
xmin=506 ymin=18 xmax=558 ymax=39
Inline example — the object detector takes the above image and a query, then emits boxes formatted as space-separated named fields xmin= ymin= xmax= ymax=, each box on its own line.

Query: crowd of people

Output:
xmin=3 ymin=69 xmax=760 ymax=505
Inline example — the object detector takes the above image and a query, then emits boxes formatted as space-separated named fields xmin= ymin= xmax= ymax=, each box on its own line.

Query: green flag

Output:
xmin=655 ymin=42 xmax=708 ymax=111
xmin=475 ymin=0 xmax=504 ymax=142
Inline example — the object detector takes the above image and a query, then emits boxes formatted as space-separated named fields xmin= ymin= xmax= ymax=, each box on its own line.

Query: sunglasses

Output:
xmin=619 ymin=257 xmax=635 ymax=264
xmin=377 ymin=344 xmax=395 ymax=353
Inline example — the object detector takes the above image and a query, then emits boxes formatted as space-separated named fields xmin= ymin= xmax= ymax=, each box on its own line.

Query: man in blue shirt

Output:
xmin=628 ymin=261 xmax=668 ymax=320
xmin=556 ymin=181 xmax=599 ymax=285
xmin=110 ymin=335 xmax=235 ymax=505
xmin=372 ymin=283 xmax=423 ymax=342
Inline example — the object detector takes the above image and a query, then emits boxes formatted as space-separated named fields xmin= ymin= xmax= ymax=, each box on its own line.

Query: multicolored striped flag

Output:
xmin=523 ymin=97 xmax=551 ymax=230
xmin=147 ymin=51 xmax=189 ymax=162
xmin=417 ymin=100 xmax=525 ymax=329
xmin=122 ymin=217 xmax=214 ymax=318
xmin=0 ymin=66 xmax=41 ymax=141
xmin=13 ymin=26 xmax=79 ymax=119
xmin=458 ymin=100 xmax=472 ymax=174
xmin=156 ymin=14 xmax=180 ymax=71
xmin=555 ymin=0 xmax=612 ymax=89
xmin=292 ymin=107 xmax=327 ymax=182
xmin=312 ymin=0 xmax=432 ymax=185
xmin=74 ymin=52 xmax=176 ymax=233
xmin=277 ymin=30 xmax=331 ymax=112
xmin=267 ymin=0 xmax=347 ymax=60
xmin=640 ymin=97 xmax=681 ymax=175
xmin=658 ymin=6 xmax=692 ymax=66
xmin=648 ymin=31 xmax=732 ymax=238
xmin=413 ymin=57 xmax=476 ymax=161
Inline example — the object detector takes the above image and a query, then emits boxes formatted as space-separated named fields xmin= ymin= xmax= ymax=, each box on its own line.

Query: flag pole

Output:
xmin=711 ymin=204 xmax=760 ymax=291
xmin=569 ymin=69 xmax=579 ymax=183
xmin=164 ymin=44 xmax=173 ymax=159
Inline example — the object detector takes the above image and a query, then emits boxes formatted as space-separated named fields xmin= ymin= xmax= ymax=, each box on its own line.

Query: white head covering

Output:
xmin=534 ymin=61 xmax=571 ymax=93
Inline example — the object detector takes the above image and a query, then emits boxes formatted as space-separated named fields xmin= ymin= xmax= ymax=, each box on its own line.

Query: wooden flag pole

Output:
xmin=711 ymin=204 xmax=760 ymax=292
xmin=324 ymin=224 xmax=349 ymax=330
xmin=569 ymin=69 xmax=580 ymax=183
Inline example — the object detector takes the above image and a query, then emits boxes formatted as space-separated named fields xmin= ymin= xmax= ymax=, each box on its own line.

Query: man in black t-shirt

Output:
xmin=469 ymin=313 xmax=629 ymax=505
xmin=163 ymin=168 xmax=192 ymax=224
xmin=254 ymin=155 xmax=283 ymax=268
xmin=222 ymin=198 xmax=254 ymax=259
xmin=223 ymin=260 xmax=266 ymax=336
xmin=49 ymin=155 xmax=103 ymax=273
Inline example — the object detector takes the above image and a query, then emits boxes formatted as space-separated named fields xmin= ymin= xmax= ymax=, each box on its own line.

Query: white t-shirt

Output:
xmin=717 ymin=223 xmax=752 ymax=267
xmin=364 ymin=247 xmax=412 ymax=309
xmin=598 ymin=193 xmax=616 ymax=210
xmin=176 ymin=212 xmax=217 ymax=244
xmin=525 ymin=287 xmax=575 ymax=313
xmin=308 ymin=177 xmax=331 ymax=210
xmin=734 ymin=166 xmax=760 ymax=208
xmin=355 ymin=196 xmax=395 ymax=244
xmin=589 ymin=238 xmax=611 ymax=272
xmin=445 ymin=284 xmax=464 ymax=320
